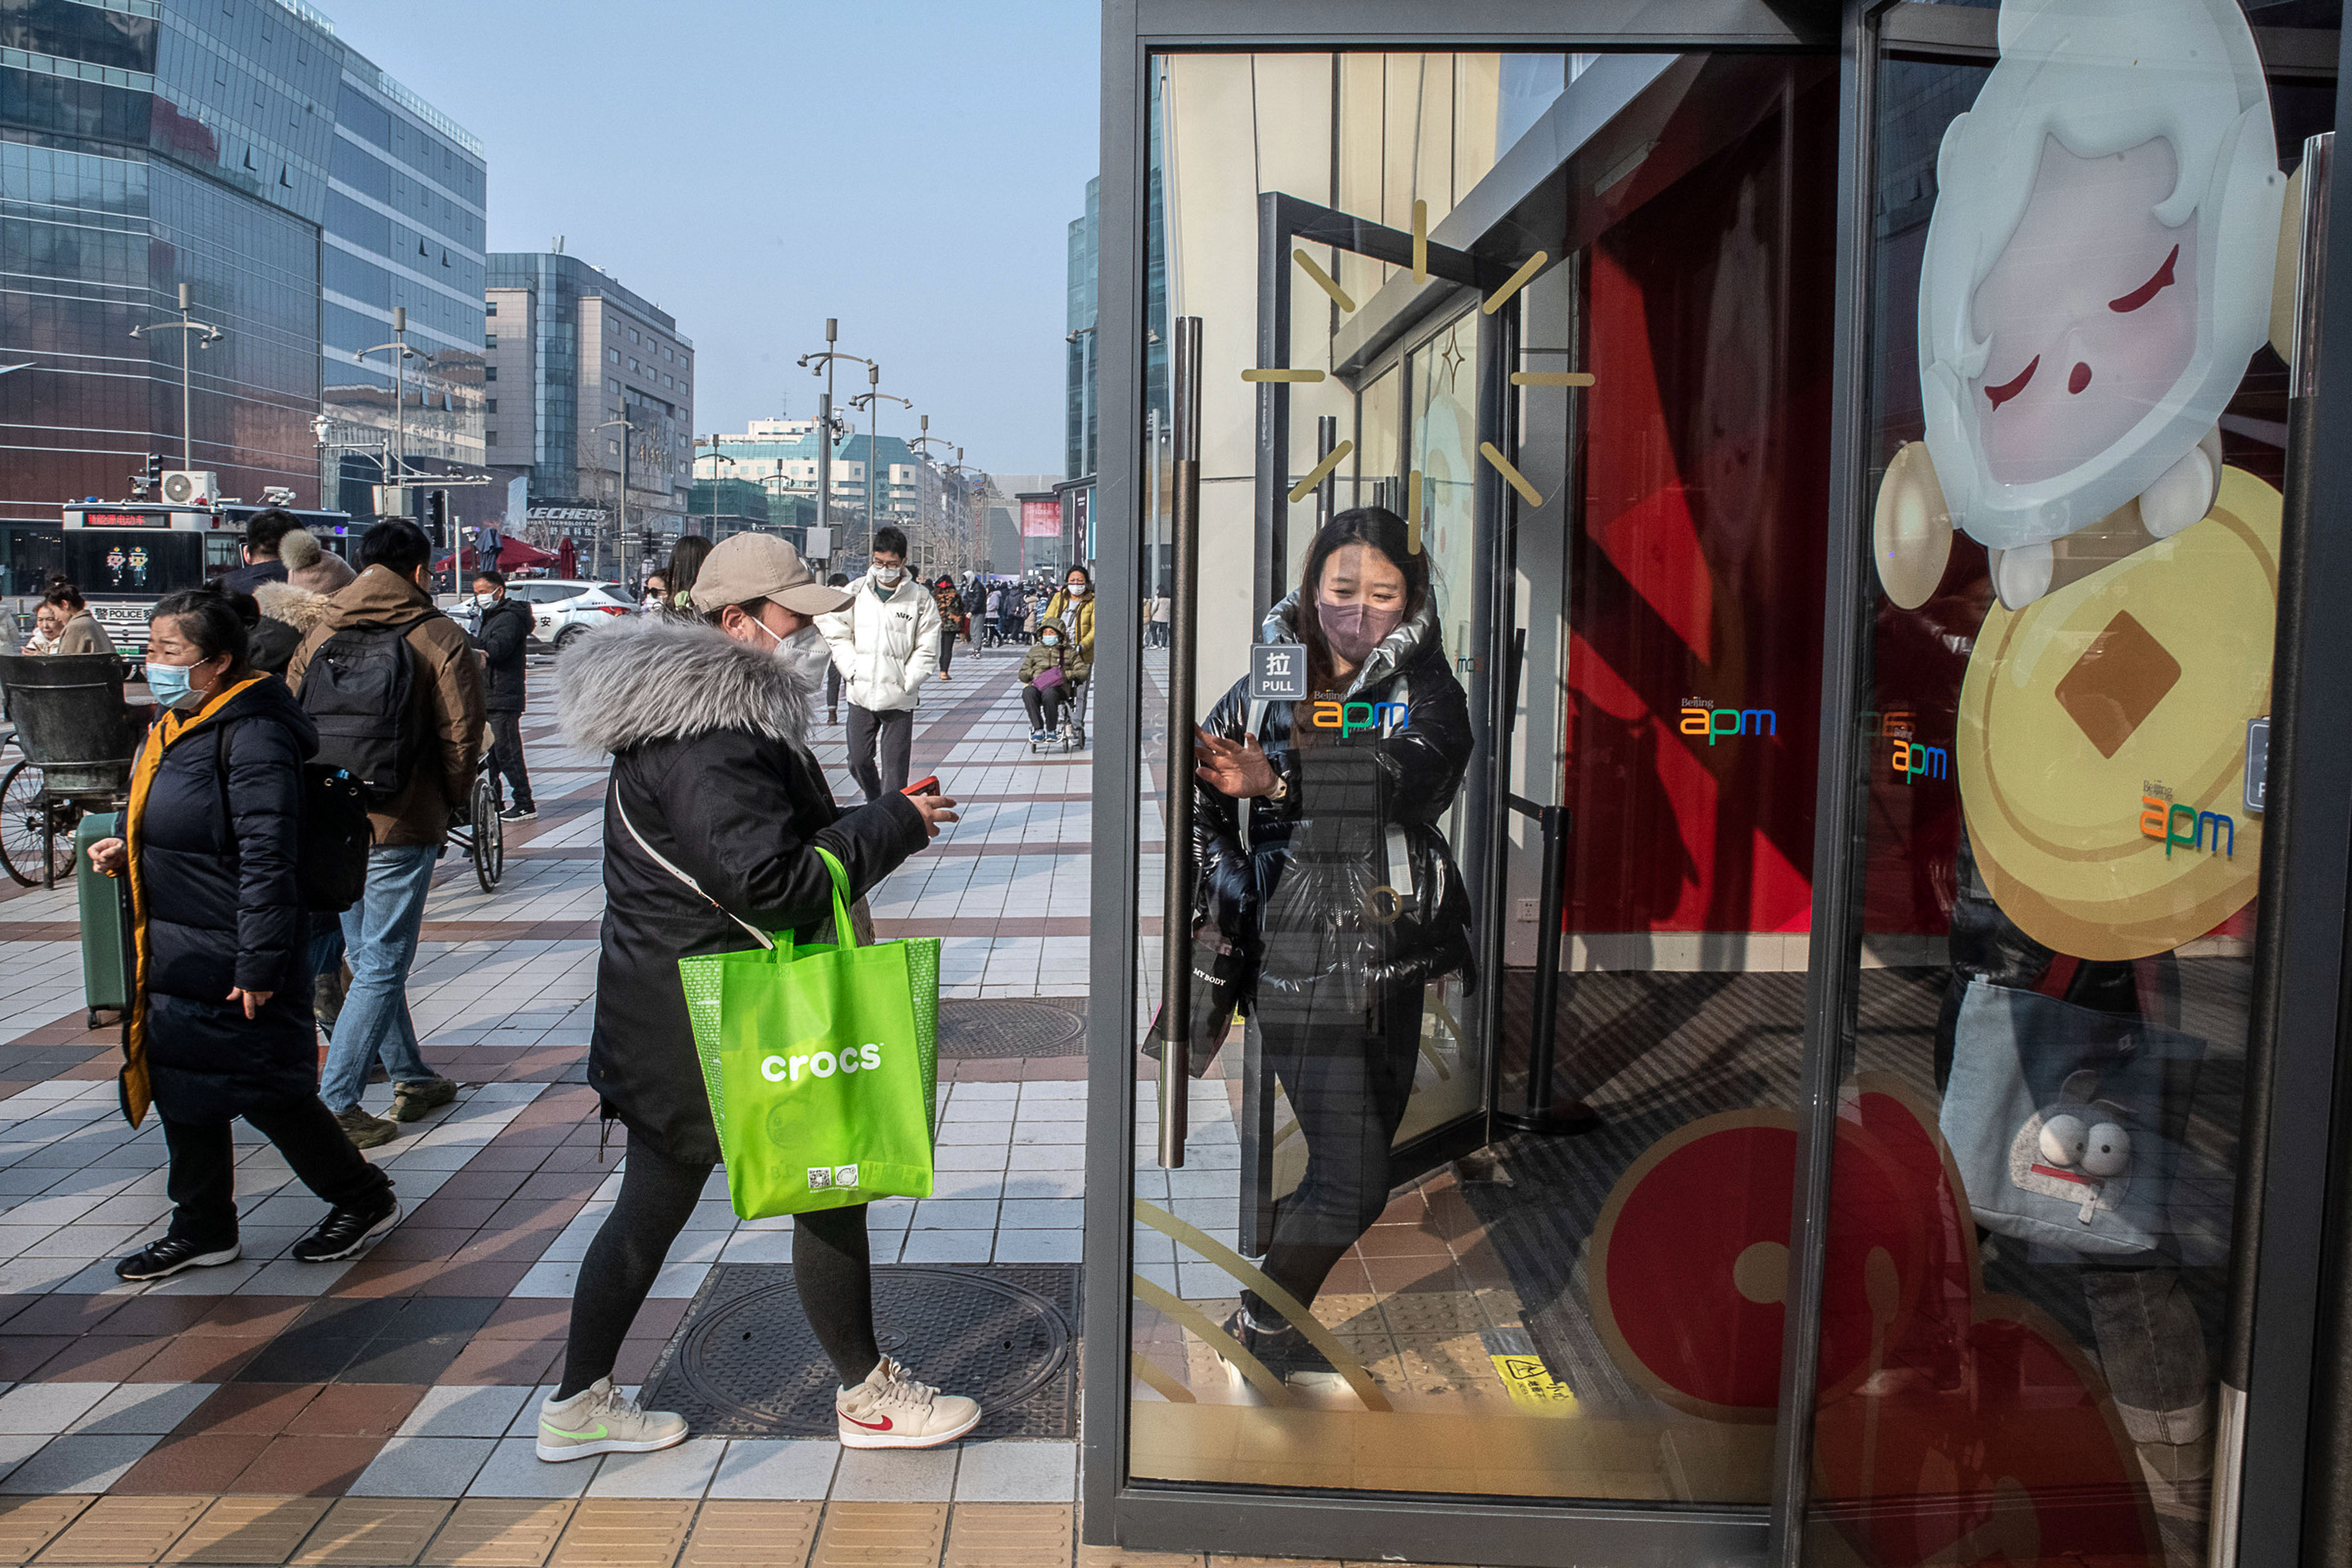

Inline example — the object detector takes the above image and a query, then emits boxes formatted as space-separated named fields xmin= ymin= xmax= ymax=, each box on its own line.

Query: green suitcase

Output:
xmin=74 ymin=811 xmax=128 ymax=1028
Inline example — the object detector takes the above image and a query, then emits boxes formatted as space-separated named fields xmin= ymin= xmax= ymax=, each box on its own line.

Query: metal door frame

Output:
xmin=1085 ymin=2 xmax=2352 ymax=1565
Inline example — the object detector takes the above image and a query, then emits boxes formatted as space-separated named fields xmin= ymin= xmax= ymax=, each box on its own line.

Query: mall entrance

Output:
xmin=1080 ymin=6 xmax=2352 ymax=1568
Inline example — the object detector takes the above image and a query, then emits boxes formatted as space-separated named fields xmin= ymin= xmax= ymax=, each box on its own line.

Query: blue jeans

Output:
xmin=318 ymin=844 xmax=438 ymax=1111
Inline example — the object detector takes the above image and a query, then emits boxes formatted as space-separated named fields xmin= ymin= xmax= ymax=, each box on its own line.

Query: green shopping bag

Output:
xmin=626 ymin=801 xmax=939 ymax=1219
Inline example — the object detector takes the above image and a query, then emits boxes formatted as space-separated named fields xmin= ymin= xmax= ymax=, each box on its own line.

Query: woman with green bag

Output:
xmin=547 ymin=534 xmax=978 ymax=1460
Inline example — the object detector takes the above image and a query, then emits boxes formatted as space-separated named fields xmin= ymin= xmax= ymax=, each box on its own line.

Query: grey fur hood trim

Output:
xmin=253 ymin=580 xmax=338 ymax=636
xmin=557 ymin=613 xmax=814 ymax=754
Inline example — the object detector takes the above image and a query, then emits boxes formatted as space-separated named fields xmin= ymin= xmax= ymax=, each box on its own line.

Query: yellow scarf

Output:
xmin=119 ymin=675 xmax=265 ymax=1126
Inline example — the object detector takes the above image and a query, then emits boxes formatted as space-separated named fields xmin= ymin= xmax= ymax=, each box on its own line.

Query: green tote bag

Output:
xmin=619 ymin=798 xmax=939 ymax=1219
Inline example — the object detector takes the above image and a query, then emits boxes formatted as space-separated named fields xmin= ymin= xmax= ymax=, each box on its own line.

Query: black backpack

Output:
xmin=300 ymin=622 xmax=423 ymax=800
xmin=213 ymin=726 xmax=374 ymax=914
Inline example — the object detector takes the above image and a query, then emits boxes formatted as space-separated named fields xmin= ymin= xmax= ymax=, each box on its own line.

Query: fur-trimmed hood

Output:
xmin=557 ymin=613 xmax=814 ymax=754
xmin=253 ymin=579 xmax=339 ymax=637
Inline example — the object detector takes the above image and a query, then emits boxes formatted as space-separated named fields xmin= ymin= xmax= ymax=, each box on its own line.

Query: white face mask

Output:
xmin=474 ymin=592 xmax=498 ymax=607
xmin=872 ymin=564 xmax=905 ymax=587
xmin=753 ymin=615 xmax=832 ymax=683
xmin=1066 ymin=582 xmax=1089 ymax=598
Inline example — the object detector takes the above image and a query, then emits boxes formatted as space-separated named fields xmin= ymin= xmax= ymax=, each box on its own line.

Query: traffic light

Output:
xmin=422 ymin=488 xmax=449 ymax=545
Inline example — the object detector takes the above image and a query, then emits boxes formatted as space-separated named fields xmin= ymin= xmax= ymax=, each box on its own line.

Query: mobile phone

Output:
xmin=903 ymin=776 xmax=941 ymax=797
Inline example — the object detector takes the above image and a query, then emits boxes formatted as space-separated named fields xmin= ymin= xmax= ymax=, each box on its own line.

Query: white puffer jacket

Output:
xmin=816 ymin=573 xmax=941 ymax=712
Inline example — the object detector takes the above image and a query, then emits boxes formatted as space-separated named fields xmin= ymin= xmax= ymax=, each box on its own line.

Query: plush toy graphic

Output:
xmin=1874 ymin=0 xmax=2285 ymax=612
xmin=1589 ymin=1080 xmax=2160 ymax=1566
xmin=2014 ymin=1068 xmax=2134 ymax=1223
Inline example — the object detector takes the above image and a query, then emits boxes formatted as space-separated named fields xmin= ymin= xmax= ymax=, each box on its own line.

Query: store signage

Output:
xmin=1310 ymin=700 xmax=1409 ymax=736
xmin=2246 ymin=717 xmax=2268 ymax=814
xmin=1248 ymin=643 xmax=1309 ymax=702
xmin=1891 ymin=738 xmax=1948 ymax=782
xmin=2140 ymin=788 xmax=2234 ymax=859
xmin=1681 ymin=705 xmax=1777 ymax=745
xmin=1020 ymin=499 xmax=1062 ymax=538
xmin=528 ymin=507 xmax=608 ymax=523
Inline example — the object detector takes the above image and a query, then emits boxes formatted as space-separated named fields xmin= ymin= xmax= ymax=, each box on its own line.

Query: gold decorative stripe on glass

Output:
xmin=1288 ymin=441 xmax=1356 ymax=505
xmin=1483 ymin=251 xmax=1550 ymax=315
xmin=1479 ymin=441 xmax=1544 ymax=507
xmin=1510 ymin=371 xmax=1596 ymax=388
xmin=1293 ymin=248 xmax=1357 ymax=314
xmin=1131 ymin=1272 xmax=1292 ymax=1404
xmin=1241 ymin=368 xmax=1326 ymax=383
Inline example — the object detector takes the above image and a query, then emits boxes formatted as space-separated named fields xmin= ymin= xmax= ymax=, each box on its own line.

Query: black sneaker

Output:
xmin=499 ymin=804 xmax=537 ymax=821
xmin=1215 ymin=1307 xmax=1342 ymax=1393
xmin=116 ymin=1235 xmax=241 ymax=1282
xmin=292 ymin=1194 xmax=401 ymax=1262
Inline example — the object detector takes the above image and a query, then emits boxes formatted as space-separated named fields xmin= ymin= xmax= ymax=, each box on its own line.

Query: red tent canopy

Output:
xmin=435 ymin=537 xmax=558 ymax=573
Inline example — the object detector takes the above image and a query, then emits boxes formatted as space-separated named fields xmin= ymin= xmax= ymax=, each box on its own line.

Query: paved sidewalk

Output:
xmin=0 ymin=644 xmax=1237 ymax=1566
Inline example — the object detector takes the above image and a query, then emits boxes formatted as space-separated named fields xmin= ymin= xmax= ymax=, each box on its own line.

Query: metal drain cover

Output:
xmin=937 ymin=999 xmax=1086 ymax=1059
xmin=642 ymin=1264 xmax=1079 ymax=1438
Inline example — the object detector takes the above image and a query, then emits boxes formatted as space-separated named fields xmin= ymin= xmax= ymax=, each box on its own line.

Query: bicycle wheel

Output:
xmin=471 ymin=773 xmax=504 ymax=893
xmin=0 ymin=760 xmax=74 ymax=888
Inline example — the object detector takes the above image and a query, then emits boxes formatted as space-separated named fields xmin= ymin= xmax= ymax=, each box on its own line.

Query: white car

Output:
xmin=447 ymin=578 xmax=633 ymax=649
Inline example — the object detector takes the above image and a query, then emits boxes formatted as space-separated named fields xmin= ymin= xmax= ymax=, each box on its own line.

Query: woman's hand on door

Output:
xmin=1195 ymin=729 xmax=1278 ymax=798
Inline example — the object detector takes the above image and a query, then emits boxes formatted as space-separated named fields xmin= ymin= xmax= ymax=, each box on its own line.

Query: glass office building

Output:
xmin=1083 ymin=4 xmax=2352 ymax=1566
xmin=0 ymin=0 xmax=481 ymax=590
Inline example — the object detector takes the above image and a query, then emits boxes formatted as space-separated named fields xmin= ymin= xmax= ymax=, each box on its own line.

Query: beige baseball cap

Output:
xmin=690 ymin=534 xmax=852 ymax=616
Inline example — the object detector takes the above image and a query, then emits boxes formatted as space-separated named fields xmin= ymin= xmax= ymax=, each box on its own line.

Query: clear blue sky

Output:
xmin=324 ymin=0 xmax=1100 ymax=477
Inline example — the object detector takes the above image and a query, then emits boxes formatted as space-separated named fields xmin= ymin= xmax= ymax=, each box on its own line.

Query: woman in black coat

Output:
xmin=90 ymin=587 xmax=396 ymax=1283
xmin=545 ymin=534 xmax=977 ymax=1463
xmin=1190 ymin=508 xmax=1476 ymax=1388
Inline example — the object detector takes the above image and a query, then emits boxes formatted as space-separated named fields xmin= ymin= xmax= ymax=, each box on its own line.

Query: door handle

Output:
xmin=1160 ymin=315 xmax=1204 ymax=1169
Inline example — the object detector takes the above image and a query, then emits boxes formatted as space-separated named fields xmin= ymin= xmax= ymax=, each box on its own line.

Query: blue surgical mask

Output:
xmin=146 ymin=660 xmax=197 ymax=707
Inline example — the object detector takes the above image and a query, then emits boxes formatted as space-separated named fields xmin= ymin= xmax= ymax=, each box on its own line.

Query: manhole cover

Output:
xmin=642 ymin=1264 xmax=1079 ymax=1438
xmin=937 ymin=999 xmax=1086 ymax=1059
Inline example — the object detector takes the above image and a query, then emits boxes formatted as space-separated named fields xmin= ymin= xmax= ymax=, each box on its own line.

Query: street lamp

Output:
xmin=797 ymin=318 xmax=873 ymax=561
xmin=849 ymin=364 xmax=912 ymax=554
xmin=130 ymin=283 xmax=226 ymax=473
xmin=908 ymin=414 xmax=959 ymax=579
xmin=354 ymin=305 xmax=420 ymax=488
xmin=693 ymin=435 xmax=736 ymax=537
xmin=596 ymin=413 xmax=637 ymax=587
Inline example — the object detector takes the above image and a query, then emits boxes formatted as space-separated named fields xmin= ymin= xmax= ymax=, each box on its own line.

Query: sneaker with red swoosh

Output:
xmin=835 ymin=1356 xmax=982 ymax=1449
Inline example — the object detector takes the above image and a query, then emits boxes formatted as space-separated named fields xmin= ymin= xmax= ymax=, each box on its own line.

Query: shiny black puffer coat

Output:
xmin=1192 ymin=596 xmax=1476 ymax=1024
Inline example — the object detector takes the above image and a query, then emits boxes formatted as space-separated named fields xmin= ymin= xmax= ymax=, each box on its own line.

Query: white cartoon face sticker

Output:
xmin=1972 ymin=136 xmax=2201 ymax=490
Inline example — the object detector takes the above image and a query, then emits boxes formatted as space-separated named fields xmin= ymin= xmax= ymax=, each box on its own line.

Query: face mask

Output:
xmin=474 ymin=592 xmax=498 ymax=608
xmin=753 ymin=616 xmax=833 ymax=683
xmin=146 ymin=659 xmax=200 ymax=707
xmin=1066 ymin=583 xmax=1089 ymax=598
xmin=1317 ymin=596 xmax=1403 ymax=666
xmin=1042 ymin=634 xmax=1061 ymax=648
xmin=873 ymin=565 xmax=905 ymax=586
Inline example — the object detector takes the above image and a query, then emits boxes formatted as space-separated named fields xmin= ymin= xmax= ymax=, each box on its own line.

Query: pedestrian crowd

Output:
xmin=57 ymin=510 xmax=1120 ymax=1464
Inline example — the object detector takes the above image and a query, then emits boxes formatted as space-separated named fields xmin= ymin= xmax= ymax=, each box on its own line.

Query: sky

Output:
xmin=324 ymin=0 xmax=1101 ymax=478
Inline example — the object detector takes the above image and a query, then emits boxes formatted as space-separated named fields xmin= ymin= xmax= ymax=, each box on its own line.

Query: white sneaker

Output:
xmin=535 ymin=1378 xmax=688 ymax=1462
xmin=835 ymin=1356 xmax=982 ymax=1449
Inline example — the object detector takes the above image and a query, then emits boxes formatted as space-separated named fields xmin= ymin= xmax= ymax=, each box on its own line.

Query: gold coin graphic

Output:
xmin=1956 ymin=467 xmax=2278 ymax=961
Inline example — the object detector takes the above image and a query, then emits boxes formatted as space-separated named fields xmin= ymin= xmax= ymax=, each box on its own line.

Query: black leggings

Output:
xmin=559 ymin=1130 xmax=880 ymax=1396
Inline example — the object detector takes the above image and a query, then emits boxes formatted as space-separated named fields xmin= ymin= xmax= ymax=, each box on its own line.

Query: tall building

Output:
xmin=0 ymin=0 xmax=484 ymax=587
xmin=484 ymin=250 xmax=694 ymax=577
xmin=1065 ymin=157 xmax=1167 ymax=569
xmin=317 ymin=48 xmax=487 ymax=517
xmin=696 ymin=417 xmax=946 ymax=567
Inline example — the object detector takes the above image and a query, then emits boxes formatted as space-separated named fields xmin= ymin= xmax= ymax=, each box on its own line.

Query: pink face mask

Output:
xmin=1317 ymin=596 xmax=1402 ymax=665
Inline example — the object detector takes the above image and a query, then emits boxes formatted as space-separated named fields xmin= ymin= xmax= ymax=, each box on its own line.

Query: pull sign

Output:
xmin=1249 ymin=643 xmax=1310 ymax=703
xmin=2246 ymin=717 xmax=2269 ymax=815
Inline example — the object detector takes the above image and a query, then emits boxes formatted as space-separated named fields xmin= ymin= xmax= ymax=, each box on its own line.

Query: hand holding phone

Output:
xmin=903 ymin=776 xmax=941 ymax=797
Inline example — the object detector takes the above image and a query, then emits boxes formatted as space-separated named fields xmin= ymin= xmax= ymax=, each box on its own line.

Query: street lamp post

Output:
xmin=849 ymin=365 xmax=912 ymax=559
xmin=694 ymin=436 xmax=736 ymax=537
xmin=596 ymin=413 xmax=637 ymax=589
xmin=909 ymin=414 xmax=959 ymax=580
xmin=130 ymin=282 xmax=226 ymax=474
xmin=355 ymin=306 xmax=420 ymax=490
xmin=797 ymin=319 xmax=874 ymax=564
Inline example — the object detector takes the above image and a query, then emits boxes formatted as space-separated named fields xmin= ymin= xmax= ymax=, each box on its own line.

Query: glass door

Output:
xmin=1124 ymin=44 xmax=1842 ymax=1517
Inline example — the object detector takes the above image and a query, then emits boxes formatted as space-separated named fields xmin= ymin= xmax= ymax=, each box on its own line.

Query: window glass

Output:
xmin=1804 ymin=13 xmax=2335 ymax=1564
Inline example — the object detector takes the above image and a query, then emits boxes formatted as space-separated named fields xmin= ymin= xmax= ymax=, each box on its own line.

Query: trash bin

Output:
xmin=74 ymin=811 xmax=128 ymax=1029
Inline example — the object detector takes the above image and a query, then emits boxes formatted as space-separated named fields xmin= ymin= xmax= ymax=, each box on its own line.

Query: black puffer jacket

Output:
xmin=558 ymin=615 xmax=931 ymax=1166
xmin=1193 ymin=594 xmax=1476 ymax=1018
xmin=472 ymin=593 xmax=531 ymax=713
xmin=128 ymin=674 xmax=319 ymax=1125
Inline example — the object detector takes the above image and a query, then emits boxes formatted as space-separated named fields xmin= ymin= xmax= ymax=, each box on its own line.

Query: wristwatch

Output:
xmin=1265 ymin=772 xmax=1289 ymax=803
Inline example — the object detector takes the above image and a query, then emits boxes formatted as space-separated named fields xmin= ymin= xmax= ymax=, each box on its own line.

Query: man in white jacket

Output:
xmin=816 ymin=526 xmax=940 ymax=800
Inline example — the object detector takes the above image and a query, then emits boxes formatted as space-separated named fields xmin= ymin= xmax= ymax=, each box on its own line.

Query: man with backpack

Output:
xmin=286 ymin=517 xmax=485 ymax=1148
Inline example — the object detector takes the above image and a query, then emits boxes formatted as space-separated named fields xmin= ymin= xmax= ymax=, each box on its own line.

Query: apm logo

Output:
xmin=1310 ymin=700 xmax=1409 ymax=736
xmin=1891 ymin=738 xmax=1947 ymax=782
xmin=1680 ymin=706 xmax=1777 ymax=747
xmin=2140 ymin=789 xmax=2234 ymax=859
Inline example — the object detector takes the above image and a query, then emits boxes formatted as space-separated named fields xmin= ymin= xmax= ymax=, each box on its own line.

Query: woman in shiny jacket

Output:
xmin=90 ymin=587 xmax=397 ymax=1283
xmin=1190 ymin=507 xmax=1475 ymax=1382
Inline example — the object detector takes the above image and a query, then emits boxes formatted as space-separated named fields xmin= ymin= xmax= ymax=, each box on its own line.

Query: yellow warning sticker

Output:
xmin=1490 ymin=1354 xmax=1578 ymax=1414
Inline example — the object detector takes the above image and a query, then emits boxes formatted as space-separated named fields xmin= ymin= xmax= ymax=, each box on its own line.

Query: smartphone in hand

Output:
xmin=903 ymin=776 xmax=942 ymax=797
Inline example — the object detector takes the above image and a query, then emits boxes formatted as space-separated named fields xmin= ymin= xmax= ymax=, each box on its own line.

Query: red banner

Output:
xmin=1020 ymin=499 xmax=1062 ymax=538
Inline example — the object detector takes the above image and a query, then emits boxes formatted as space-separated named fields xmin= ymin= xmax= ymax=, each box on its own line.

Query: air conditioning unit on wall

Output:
xmin=161 ymin=470 xmax=218 ymax=505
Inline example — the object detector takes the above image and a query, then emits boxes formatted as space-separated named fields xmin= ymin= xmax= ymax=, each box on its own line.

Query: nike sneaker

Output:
xmin=835 ymin=1356 xmax=982 ymax=1449
xmin=536 ymin=1377 xmax=688 ymax=1462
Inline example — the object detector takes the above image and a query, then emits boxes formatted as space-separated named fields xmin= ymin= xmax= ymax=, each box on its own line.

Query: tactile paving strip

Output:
xmin=643 ymin=1265 xmax=1078 ymax=1438
xmin=937 ymin=999 xmax=1086 ymax=1059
